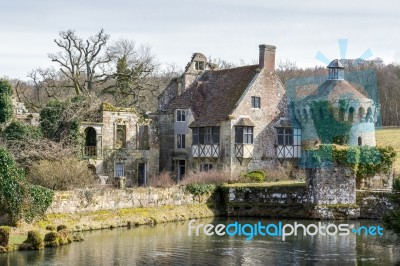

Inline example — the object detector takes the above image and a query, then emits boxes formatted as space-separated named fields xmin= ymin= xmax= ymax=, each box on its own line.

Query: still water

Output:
xmin=1 ymin=218 xmax=399 ymax=265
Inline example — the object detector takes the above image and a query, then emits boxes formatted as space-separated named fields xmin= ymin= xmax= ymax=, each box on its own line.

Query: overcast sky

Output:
xmin=1 ymin=0 xmax=399 ymax=80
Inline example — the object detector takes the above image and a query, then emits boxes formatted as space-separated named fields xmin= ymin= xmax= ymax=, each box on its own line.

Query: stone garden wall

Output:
xmin=222 ymin=184 xmax=309 ymax=218
xmin=46 ymin=186 xmax=211 ymax=214
xmin=357 ymin=190 xmax=395 ymax=219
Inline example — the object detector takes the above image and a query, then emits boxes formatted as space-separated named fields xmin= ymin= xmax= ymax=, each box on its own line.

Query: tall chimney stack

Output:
xmin=259 ymin=44 xmax=276 ymax=71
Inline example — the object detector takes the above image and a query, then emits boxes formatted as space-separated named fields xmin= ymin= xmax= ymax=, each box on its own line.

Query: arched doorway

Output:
xmin=358 ymin=107 xmax=365 ymax=121
xmin=358 ymin=136 xmax=362 ymax=146
xmin=348 ymin=107 xmax=354 ymax=123
xmin=84 ymin=127 xmax=97 ymax=157
xmin=88 ymin=164 xmax=96 ymax=175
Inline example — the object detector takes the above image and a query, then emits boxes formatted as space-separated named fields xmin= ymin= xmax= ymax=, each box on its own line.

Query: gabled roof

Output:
xmin=168 ymin=65 xmax=259 ymax=127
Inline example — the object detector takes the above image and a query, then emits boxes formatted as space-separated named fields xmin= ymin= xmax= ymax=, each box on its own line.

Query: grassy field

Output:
xmin=376 ymin=127 xmax=400 ymax=172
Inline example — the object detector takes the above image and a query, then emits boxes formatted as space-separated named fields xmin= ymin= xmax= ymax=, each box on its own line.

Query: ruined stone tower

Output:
xmin=294 ymin=59 xmax=378 ymax=147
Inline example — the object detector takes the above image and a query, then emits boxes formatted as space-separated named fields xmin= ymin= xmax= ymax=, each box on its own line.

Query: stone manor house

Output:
xmin=73 ymin=44 xmax=379 ymax=186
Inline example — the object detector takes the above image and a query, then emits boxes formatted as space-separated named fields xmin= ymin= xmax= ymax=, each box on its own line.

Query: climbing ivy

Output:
xmin=301 ymin=144 xmax=396 ymax=178
xmin=310 ymin=100 xmax=352 ymax=145
xmin=0 ymin=148 xmax=53 ymax=224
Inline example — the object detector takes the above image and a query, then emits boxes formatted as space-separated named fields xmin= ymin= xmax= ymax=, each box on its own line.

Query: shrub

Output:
xmin=244 ymin=170 xmax=266 ymax=182
xmin=394 ymin=177 xmax=400 ymax=192
xmin=4 ymin=120 xmax=42 ymax=141
xmin=0 ymin=79 xmax=13 ymax=124
xmin=44 ymin=231 xmax=59 ymax=247
xmin=46 ymin=225 xmax=56 ymax=231
xmin=56 ymin=225 xmax=67 ymax=232
xmin=57 ymin=229 xmax=72 ymax=245
xmin=383 ymin=192 xmax=400 ymax=236
xmin=185 ymin=183 xmax=216 ymax=197
xmin=28 ymin=158 xmax=95 ymax=190
xmin=302 ymin=144 xmax=396 ymax=178
xmin=19 ymin=230 xmax=44 ymax=250
xmin=180 ymin=170 xmax=236 ymax=185
xmin=0 ymin=148 xmax=53 ymax=224
xmin=39 ymin=97 xmax=100 ymax=145
xmin=0 ymin=226 xmax=10 ymax=247
xmin=39 ymin=100 xmax=69 ymax=142
xmin=147 ymin=171 xmax=175 ymax=188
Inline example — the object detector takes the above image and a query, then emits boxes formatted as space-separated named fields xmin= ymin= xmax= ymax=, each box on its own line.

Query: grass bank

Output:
xmin=7 ymin=203 xmax=220 ymax=248
xmin=376 ymin=127 xmax=400 ymax=172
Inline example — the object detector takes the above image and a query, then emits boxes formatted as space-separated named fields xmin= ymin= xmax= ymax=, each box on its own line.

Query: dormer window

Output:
xmin=251 ymin=96 xmax=261 ymax=108
xmin=176 ymin=109 xmax=186 ymax=122
xmin=195 ymin=61 xmax=205 ymax=71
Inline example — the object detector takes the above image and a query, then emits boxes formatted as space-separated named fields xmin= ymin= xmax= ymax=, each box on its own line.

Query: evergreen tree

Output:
xmin=0 ymin=79 xmax=13 ymax=124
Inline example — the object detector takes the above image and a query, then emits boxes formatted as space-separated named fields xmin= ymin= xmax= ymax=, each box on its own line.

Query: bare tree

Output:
xmin=100 ymin=39 xmax=159 ymax=111
xmin=207 ymin=56 xmax=236 ymax=69
xmin=277 ymin=59 xmax=301 ymax=85
xmin=49 ymin=29 xmax=110 ymax=95
xmin=14 ymin=68 xmax=74 ymax=111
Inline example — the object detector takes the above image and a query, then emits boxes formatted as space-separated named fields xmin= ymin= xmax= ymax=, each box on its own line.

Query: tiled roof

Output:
xmin=303 ymin=79 xmax=369 ymax=102
xmin=168 ymin=65 xmax=259 ymax=127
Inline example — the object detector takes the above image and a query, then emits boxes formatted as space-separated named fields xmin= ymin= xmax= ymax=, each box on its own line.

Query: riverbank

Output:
xmin=5 ymin=180 xmax=396 ymax=250
xmin=8 ymin=203 xmax=221 ymax=249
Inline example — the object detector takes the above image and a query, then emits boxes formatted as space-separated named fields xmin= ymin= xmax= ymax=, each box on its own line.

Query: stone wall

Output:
xmin=46 ymin=186 xmax=213 ymax=214
xmin=158 ymin=113 xmax=175 ymax=172
xmin=358 ymin=171 xmax=393 ymax=190
xmin=230 ymin=69 xmax=289 ymax=172
xmin=306 ymin=166 xmax=356 ymax=205
xmin=357 ymin=190 xmax=395 ymax=219
xmin=222 ymin=184 xmax=309 ymax=218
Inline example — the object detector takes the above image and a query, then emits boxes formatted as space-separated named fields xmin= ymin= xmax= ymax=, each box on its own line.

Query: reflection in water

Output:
xmin=1 ymin=218 xmax=399 ymax=265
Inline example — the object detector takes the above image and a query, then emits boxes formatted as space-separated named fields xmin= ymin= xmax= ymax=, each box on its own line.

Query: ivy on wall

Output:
xmin=310 ymin=100 xmax=352 ymax=145
xmin=301 ymin=144 xmax=396 ymax=178
xmin=0 ymin=148 xmax=53 ymax=224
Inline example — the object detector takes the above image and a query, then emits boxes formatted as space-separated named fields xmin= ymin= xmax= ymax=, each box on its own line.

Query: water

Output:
xmin=1 ymin=218 xmax=399 ymax=265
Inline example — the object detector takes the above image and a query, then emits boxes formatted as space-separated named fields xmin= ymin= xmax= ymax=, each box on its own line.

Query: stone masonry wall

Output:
xmin=306 ymin=166 xmax=356 ymax=205
xmin=47 ymin=186 xmax=212 ymax=214
xmin=357 ymin=190 xmax=395 ymax=219
xmin=223 ymin=184 xmax=309 ymax=218
xmin=228 ymin=70 xmax=289 ymax=174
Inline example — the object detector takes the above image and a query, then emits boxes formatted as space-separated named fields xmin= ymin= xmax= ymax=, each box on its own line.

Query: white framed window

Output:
xmin=195 ymin=61 xmax=205 ymax=70
xmin=192 ymin=127 xmax=219 ymax=145
xmin=176 ymin=109 xmax=186 ymax=122
xmin=251 ymin=96 xmax=261 ymax=108
xmin=177 ymin=134 xmax=186 ymax=149
xmin=200 ymin=163 xmax=213 ymax=172
xmin=277 ymin=128 xmax=293 ymax=145
xmin=235 ymin=126 xmax=254 ymax=144
xmin=115 ymin=163 xmax=125 ymax=177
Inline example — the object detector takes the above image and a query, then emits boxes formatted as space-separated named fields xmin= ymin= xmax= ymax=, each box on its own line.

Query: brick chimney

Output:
xmin=259 ymin=44 xmax=276 ymax=71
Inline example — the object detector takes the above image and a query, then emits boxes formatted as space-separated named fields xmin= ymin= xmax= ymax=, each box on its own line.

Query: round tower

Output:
xmin=295 ymin=59 xmax=378 ymax=147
